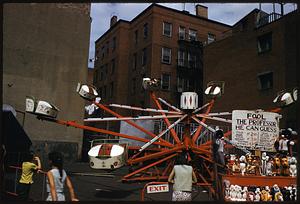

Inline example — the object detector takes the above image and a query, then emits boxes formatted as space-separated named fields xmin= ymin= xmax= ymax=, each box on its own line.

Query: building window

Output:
xmin=177 ymin=77 xmax=184 ymax=92
xmin=132 ymin=78 xmax=136 ymax=94
xmin=133 ymin=53 xmax=137 ymax=70
xmin=143 ymin=23 xmax=148 ymax=39
xmin=142 ymin=48 xmax=147 ymax=66
xmin=177 ymin=77 xmax=190 ymax=92
xmin=258 ymin=72 xmax=273 ymax=90
xmin=111 ymin=59 xmax=115 ymax=74
xmin=178 ymin=50 xmax=185 ymax=67
xmin=161 ymin=74 xmax=171 ymax=90
xmin=179 ymin=26 xmax=185 ymax=40
xmin=134 ymin=30 xmax=138 ymax=44
xmin=188 ymin=29 xmax=197 ymax=41
xmin=188 ymin=53 xmax=197 ymax=69
xmin=112 ymin=37 xmax=116 ymax=50
xmin=207 ymin=33 xmax=216 ymax=44
xmin=161 ymin=47 xmax=172 ymax=64
xmin=257 ymin=32 xmax=272 ymax=54
xmin=109 ymin=82 xmax=114 ymax=98
xmin=163 ymin=22 xmax=172 ymax=37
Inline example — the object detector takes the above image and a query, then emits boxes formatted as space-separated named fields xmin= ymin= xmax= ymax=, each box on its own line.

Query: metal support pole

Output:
xmin=128 ymin=145 xmax=183 ymax=164
xmin=191 ymin=116 xmax=216 ymax=133
xmin=192 ymin=102 xmax=212 ymax=114
xmin=84 ymin=114 xmax=183 ymax=122
xmin=140 ymin=115 xmax=187 ymax=151
xmin=195 ymin=114 xmax=232 ymax=123
xmin=151 ymin=92 xmax=181 ymax=144
xmin=108 ymin=103 xmax=180 ymax=114
xmin=124 ymin=153 xmax=177 ymax=179
xmin=94 ymin=102 xmax=173 ymax=146
xmin=157 ymin=97 xmax=182 ymax=113
xmin=41 ymin=118 xmax=172 ymax=147
xmin=192 ymin=99 xmax=215 ymax=143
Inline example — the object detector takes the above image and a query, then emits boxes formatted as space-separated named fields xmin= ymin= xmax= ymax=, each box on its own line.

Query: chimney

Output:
xmin=196 ymin=4 xmax=208 ymax=19
xmin=110 ymin=15 xmax=117 ymax=27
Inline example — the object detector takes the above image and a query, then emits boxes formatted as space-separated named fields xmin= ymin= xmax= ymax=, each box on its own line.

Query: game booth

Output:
xmin=219 ymin=110 xmax=297 ymax=201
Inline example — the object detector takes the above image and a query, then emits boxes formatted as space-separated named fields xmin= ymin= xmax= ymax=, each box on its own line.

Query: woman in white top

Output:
xmin=46 ymin=151 xmax=78 ymax=201
xmin=168 ymin=153 xmax=197 ymax=201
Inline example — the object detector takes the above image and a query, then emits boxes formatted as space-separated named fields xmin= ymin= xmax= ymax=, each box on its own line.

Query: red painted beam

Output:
xmin=192 ymin=99 xmax=215 ymax=143
xmin=123 ymin=176 xmax=169 ymax=182
xmin=52 ymin=119 xmax=169 ymax=146
xmin=150 ymin=92 xmax=181 ymax=144
xmin=94 ymin=102 xmax=173 ymax=146
xmin=124 ymin=154 xmax=177 ymax=179
xmin=127 ymin=145 xmax=183 ymax=164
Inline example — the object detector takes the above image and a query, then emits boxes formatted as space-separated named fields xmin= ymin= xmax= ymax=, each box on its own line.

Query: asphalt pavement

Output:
xmin=4 ymin=162 xmax=212 ymax=201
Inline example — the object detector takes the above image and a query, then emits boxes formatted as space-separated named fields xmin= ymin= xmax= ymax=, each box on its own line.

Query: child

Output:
xmin=168 ymin=153 xmax=197 ymax=201
xmin=46 ymin=151 xmax=78 ymax=201
xmin=17 ymin=151 xmax=41 ymax=200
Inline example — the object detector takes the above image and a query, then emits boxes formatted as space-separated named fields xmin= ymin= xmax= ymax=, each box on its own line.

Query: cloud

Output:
xmin=88 ymin=3 xmax=297 ymax=68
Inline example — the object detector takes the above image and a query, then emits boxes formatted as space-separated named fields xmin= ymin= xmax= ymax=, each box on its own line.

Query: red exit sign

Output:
xmin=146 ymin=184 xmax=169 ymax=194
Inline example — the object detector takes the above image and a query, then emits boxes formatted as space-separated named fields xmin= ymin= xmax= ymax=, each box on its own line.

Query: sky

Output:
xmin=88 ymin=3 xmax=297 ymax=68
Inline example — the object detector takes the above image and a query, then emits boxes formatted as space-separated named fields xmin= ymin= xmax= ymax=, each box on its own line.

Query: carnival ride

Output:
xmin=25 ymin=79 xmax=298 ymax=198
xmin=88 ymin=140 xmax=127 ymax=170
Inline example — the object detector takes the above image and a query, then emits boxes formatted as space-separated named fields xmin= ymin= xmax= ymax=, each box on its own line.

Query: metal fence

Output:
xmin=153 ymin=120 xmax=231 ymax=146
xmin=4 ymin=165 xmax=47 ymax=201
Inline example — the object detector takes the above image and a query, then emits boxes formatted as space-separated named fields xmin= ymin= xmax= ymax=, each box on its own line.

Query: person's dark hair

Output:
xmin=23 ymin=151 xmax=34 ymax=162
xmin=48 ymin=151 xmax=64 ymax=180
xmin=215 ymin=129 xmax=224 ymax=139
xmin=175 ymin=153 xmax=188 ymax=165
xmin=282 ymin=129 xmax=292 ymax=139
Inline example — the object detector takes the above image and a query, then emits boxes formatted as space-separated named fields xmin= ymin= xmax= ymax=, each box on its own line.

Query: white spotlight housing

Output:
xmin=142 ymin=77 xmax=160 ymax=90
xmin=25 ymin=96 xmax=36 ymax=113
xmin=35 ymin=101 xmax=59 ymax=118
xmin=292 ymin=88 xmax=298 ymax=102
xmin=273 ymin=90 xmax=296 ymax=107
xmin=26 ymin=96 xmax=59 ymax=118
xmin=204 ymin=81 xmax=224 ymax=98
xmin=76 ymin=83 xmax=98 ymax=101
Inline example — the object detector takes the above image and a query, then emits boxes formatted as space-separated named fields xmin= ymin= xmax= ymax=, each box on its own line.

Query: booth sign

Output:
xmin=146 ymin=184 xmax=169 ymax=194
xmin=232 ymin=110 xmax=280 ymax=152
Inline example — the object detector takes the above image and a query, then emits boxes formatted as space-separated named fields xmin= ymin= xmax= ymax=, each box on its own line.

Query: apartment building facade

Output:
xmin=93 ymin=4 xmax=231 ymax=131
xmin=204 ymin=8 xmax=300 ymax=133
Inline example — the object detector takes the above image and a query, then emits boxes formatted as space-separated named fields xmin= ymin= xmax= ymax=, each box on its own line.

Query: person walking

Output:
xmin=17 ymin=151 xmax=41 ymax=200
xmin=168 ymin=153 xmax=197 ymax=201
xmin=46 ymin=151 xmax=78 ymax=201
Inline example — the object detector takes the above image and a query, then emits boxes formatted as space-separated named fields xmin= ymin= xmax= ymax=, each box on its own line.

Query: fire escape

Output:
xmin=176 ymin=35 xmax=203 ymax=107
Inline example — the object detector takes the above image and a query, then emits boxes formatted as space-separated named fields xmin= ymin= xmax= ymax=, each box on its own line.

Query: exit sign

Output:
xmin=146 ymin=184 xmax=169 ymax=194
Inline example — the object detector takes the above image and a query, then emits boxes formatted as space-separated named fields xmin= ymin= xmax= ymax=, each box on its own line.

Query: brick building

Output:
xmin=204 ymin=8 xmax=300 ymax=133
xmin=3 ymin=3 xmax=91 ymax=162
xmin=93 ymin=3 xmax=231 ymax=131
